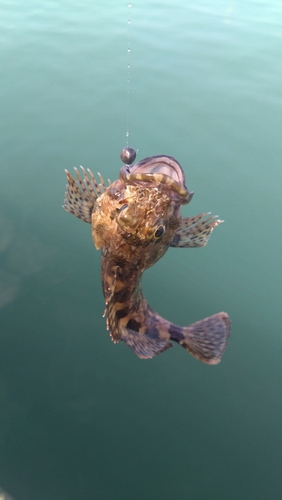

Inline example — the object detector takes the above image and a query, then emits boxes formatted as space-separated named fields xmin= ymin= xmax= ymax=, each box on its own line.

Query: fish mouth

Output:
xmin=119 ymin=155 xmax=193 ymax=204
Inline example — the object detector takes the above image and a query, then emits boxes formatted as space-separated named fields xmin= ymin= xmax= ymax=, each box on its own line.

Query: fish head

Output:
xmin=92 ymin=155 xmax=193 ymax=267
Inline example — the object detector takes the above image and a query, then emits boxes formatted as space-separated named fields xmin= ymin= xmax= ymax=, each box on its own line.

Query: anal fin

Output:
xmin=121 ymin=328 xmax=173 ymax=359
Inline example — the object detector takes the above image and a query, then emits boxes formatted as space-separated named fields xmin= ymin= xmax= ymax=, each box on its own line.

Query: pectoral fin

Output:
xmin=170 ymin=213 xmax=223 ymax=248
xmin=63 ymin=167 xmax=106 ymax=223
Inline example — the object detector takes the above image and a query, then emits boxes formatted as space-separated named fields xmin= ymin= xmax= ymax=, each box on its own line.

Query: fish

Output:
xmin=63 ymin=155 xmax=231 ymax=364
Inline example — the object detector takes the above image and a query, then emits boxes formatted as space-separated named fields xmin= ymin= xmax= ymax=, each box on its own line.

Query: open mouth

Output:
xmin=119 ymin=155 xmax=194 ymax=204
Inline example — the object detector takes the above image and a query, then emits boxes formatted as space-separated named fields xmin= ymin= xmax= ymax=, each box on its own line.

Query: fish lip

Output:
xmin=119 ymin=155 xmax=193 ymax=204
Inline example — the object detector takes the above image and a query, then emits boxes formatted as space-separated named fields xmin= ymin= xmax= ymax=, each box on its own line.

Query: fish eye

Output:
xmin=119 ymin=204 xmax=128 ymax=212
xmin=154 ymin=225 xmax=165 ymax=239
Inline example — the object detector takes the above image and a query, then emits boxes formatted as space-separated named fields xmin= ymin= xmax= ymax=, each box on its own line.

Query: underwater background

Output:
xmin=0 ymin=1 xmax=282 ymax=499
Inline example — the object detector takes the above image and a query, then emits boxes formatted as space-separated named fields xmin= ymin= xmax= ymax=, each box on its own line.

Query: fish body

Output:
xmin=64 ymin=155 xmax=230 ymax=363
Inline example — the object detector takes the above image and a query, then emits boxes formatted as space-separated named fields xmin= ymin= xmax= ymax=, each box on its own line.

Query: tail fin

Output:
xmin=118 ymin=312 xmax=230 ymax=363
xmin=170 ymin=312 xmax=231 ymax=364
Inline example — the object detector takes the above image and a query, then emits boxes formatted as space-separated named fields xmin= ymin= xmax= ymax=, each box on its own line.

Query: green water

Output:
xmin=0 ymin=1 xmax=282 ymax=499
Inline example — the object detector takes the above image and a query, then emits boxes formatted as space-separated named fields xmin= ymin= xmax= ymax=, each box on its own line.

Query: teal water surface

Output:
xmin=0 ymin=1 xmax=282 ymax=499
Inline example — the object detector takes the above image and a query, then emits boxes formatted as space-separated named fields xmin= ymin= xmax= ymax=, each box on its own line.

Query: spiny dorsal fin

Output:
xmin=63 ymin=167 xmax=106 ymax=223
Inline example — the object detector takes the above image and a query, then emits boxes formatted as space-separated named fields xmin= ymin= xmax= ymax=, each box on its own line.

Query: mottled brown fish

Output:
xmin=63 ymin=155 xmax=230 ymax=363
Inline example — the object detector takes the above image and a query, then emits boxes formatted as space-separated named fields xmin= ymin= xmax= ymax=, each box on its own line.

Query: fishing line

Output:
xmin=120 ymin=2 xmax=136 ymax=166
xmin=126 ymin=2 xmax=131 ymax=146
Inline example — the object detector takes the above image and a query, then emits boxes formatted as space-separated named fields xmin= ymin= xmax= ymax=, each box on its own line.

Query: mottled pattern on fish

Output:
xmin=63 ymin=155 xmax=231 ymax=364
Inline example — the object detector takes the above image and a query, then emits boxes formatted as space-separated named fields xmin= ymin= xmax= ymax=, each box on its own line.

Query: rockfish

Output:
xmin=63 ymin=155 xmax=230 ymax=363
